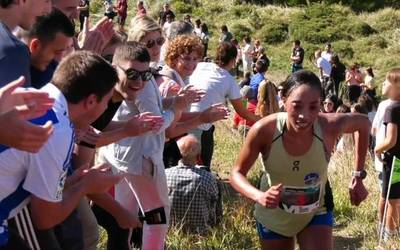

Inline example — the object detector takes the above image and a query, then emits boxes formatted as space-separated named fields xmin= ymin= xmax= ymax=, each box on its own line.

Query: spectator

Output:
xmin=159 ymin=20 xmax=193 ymax=65
xmin=315 ymin=49 xmax=332 ymax=97
xmin=255 ymin=80 xmax=279 ymax=118
xmin=345 ymin=64 xmax=363 ymax=103
xmin=321 ymin=43 xmax=333 ymax=63
xmin=156 ymin=35 xmax=228 ymax=168
xmin=233 ymin=86 xmax=255 ymax=130
xmin=100 ymin=15 xmax=200 ymax=250
xmin=136 ymin=0 xmax=146 ymax=16
xmin=231 ymin=38 xmax=241 ymax=77
xmin=77 ymin=0 xmax=90 ymax=31
xmin=0 ymin=51 xmax=123 ymax=249
xmin=0 ymin=0 xmax=51 ymax=87
xmin=330 ymin=54 xmax=346 ymax=97
xmin=239 ymin=71 xmax=251 ymax=88
xmin=183 ymin=14 xmax=192 ymax=25
xmin=166 ymin=135 xmax=222 ymax=234
xmin=218 ymin=25 xmax=233 ymax=43
xmin=159 ymin=2 xmax=175 ymax=27
xmin=322 ymin=94 xmax=340 ymax=113
xmin=290 ymin=40 xmax=304 ymax=73
xmin=163 ymin=13 xmax=174 ymax=33
xmin=362 ymin=67 xmax=376 ymax=98
xmin=200 ymin=23 xmax=209 ymax=58
xmin=189 ymin=42 xmax=259 ymax=168
xmin=27 ymin=9 xmax=75 ymax=89
xmin=249 ymin=58 xmax=270 ymax=101
xmin=252 ymin=39 xmax=263 ymax=63
xmin=242 ymin=36 xmax=253 ymax=77
xmin=116 ymin=0 xmax=128 ymax=30
xmin=104 ymin=0 xmax=117 ymax=19
xmin=194 ymin=19 xmax=202 ymax=37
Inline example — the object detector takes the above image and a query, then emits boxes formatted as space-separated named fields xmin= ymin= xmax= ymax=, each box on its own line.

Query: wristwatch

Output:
xmin=352 ymin=170 xmax=367 ymax=179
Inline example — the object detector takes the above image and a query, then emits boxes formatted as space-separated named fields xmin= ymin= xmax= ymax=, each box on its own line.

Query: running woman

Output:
xmin=230 ymin=70 xmax=369 ymax=250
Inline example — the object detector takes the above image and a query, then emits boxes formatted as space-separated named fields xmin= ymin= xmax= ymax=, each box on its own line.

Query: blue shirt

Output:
xmin=0 ymin=23 xmax=31 ymax=87
xmin=249 ymin=73 xmax=265 ymax=100
xmin=31 ymin=60 xmax=58 ymax=89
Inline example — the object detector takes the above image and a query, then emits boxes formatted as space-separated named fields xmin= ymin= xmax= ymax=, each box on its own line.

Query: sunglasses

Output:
xmin=145 ymin=37 xmax=165 ymax=49
xmin=117 ymin=65 xmax=153 ymax=81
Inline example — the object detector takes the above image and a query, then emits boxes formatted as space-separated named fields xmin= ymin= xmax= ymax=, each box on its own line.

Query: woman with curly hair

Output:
xmin=156 ymin=34 xmax=204 ymax=97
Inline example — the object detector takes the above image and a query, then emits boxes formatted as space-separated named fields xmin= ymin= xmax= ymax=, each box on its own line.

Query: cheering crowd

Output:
xmin=0 ymin=1 xmax=399 ymax=250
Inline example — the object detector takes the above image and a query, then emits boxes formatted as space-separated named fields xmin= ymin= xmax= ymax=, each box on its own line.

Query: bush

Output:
xmin=333 ymin=40 xmax=355 ymax=60
xmin=347 ymin=21 xmax=376 ymax=37
xmin=171 ymin=0 xmax=193 ymax=14
xmin=230 ymin=21 xmax=253 ymax=42
xmin=256 ymin=22 xmax=288 ymax=44
xmin=365 ymin=8 xmax=400 ymax=32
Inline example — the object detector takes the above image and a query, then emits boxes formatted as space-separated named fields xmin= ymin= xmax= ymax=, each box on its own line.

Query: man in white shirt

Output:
xmin=190 ymin=42 xmax=259 ymax=168
xmin=321 ymin=43 xmax=333 ymax=63
xmin=315 ymin=50 xmax=332 ymax=97
xmin=0 ymin=51 xmax=123 ymax=248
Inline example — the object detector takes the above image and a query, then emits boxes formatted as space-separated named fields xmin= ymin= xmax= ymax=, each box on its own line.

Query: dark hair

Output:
xmin=221 ymin=25 xmax=228 ymax=32
xmin=52 ymin=51 xmax=118 ymax=104
xmin=366 ymin=67 xmax=374 ymax=77
xmin=0 ymin=0 xmax=13 ymax=8
xmin=324 ymin=94 xmax=340 ymax=111
xmin=243 ymin=36 xmax=251 ymax=44
xmin=336 ymin=104 xmax=350 ymax=113
xmin=294 ymin=40 xmax=301 ymax=46
xmin=255 ymin=58 xmax=270 ymax=73
xmin=331 ymin=54 xmax=340 ymax=64
xmin=200 ymin=23 xmax=208 ymax=34
xmin=29 ymin=8 xmax=75 ymax=44
xmin=195 ymin=19 xmax=201 ymax=26
xmin=113 ymin=41 xmax=150 ymax=64
xmin=215 ymin=42 xmax=237 ymax=67
xmin=352 ymin=103 xmax=368 ymax=114
xmin=281 ymin=70 xmax=322 ymax=98
xmin=357 ymin=93 xmax=376 ymax=112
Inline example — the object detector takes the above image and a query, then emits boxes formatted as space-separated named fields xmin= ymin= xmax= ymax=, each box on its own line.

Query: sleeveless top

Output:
xmin=254 ymin=112 xmax=329 ymax=237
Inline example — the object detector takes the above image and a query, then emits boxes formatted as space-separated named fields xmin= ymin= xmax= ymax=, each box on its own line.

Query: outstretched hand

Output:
xmin=173 ymin=85 xmax=205 ymax=112
xmin=199 ymin=103 xmax=229 ymax=123
xmin=124 ymin=112 xmax=164 ymax=136
xmin=78 ymin=17 xmax=115 ymax=54
xmin=0 ymin=77 xmax=54 ymax=152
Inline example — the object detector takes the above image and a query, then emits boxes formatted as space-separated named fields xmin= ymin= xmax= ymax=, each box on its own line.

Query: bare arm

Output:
xmin=30 ymin=165 xmax=124 ymax=229
xmin=230 ymin=115 xmax=282 ymax=207
xmin=375 ymin=123 xmax=397 ymax=157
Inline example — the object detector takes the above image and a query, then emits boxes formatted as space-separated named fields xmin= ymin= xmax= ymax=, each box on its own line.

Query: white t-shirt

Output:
xmin=372 ymin=99 xmax=394 ymax=172
xmin=317 ymin=57 xmax=332 ymax=77
xmin=189 ymin=62 xmax=241 ymax=130
xmin=321 ymin=51 xmax=333 ymax=63
xmin=0 ymin=83 xmax=74 ymax=221
xmin=242 ymin=43 xmax=253 ymax=67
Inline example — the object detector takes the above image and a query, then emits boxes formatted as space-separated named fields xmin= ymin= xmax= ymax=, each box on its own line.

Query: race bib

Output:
xmin=279 ymin=183 xmax=321 ymax=214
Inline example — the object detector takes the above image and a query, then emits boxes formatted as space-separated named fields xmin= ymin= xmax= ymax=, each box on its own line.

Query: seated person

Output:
xmin=166 ymin=135 xmax=222 ymax=234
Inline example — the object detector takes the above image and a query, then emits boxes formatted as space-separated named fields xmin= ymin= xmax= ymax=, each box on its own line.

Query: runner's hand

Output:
xmin=349 ymin=177 xmax=368 ymax=206
xmin=78 ymin=17 xmax=114 ymax=53
xmin=256 ymin=183 xmax=283 ymax=209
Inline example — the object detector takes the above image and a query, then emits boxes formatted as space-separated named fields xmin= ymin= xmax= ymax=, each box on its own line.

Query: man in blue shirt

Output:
xmin=249 ymin=58 xmax=270 ymax=101
xmin=0 ymin=0 xmax=51 ymax=87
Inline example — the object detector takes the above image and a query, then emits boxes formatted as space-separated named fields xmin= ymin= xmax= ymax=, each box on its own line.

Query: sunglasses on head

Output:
xmin=117 ymin=65 xmax=153 ymax=81
xmin=145 ymin=37 xmax=165 ymax=49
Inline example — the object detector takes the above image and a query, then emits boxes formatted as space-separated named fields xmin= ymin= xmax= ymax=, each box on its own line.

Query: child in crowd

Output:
xmin=374 ymin=68 xmax=400 ymax=241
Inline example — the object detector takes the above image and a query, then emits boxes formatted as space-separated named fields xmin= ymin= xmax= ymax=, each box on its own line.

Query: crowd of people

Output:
xmin=0 ymin=1 xmax=399 ymax=250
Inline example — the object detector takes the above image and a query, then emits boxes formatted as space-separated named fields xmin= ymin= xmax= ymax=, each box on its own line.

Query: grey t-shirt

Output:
xmin=0 ymin=23 xmax=31 ymax=87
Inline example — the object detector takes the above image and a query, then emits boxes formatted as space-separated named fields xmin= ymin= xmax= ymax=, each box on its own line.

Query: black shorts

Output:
xmin=381 ymin=155 xmax=400 ymax=199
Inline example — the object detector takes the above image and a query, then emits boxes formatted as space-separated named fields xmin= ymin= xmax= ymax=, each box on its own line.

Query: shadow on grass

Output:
xmin=334 ymin=235 xmax=363 ymax=250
